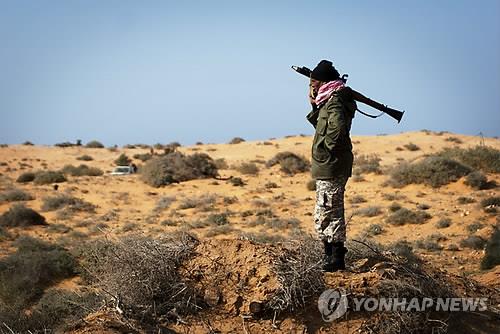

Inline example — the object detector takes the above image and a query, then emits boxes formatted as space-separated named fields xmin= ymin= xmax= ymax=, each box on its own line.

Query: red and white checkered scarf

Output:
xmin=315 ymin=80 xmax=345 ymax=106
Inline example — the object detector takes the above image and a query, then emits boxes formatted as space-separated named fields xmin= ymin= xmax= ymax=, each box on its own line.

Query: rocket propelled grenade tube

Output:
xmin=291 ymin=64 xmax=404 ymax=123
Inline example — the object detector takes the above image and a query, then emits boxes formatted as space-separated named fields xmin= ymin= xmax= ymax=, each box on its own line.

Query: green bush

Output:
xmin=34 ymin=171 xmax=67 ymax=185
xmin=61 ymin=164 xmax=103 ymax=176
xmin=386 ymin=208 xmax=431 ymax=226
xmin=481 ymin=226 xmax=500 ymax=270
xmin=85 ymin=140 xmax=104 ymax=148
xmin=436 ymin=145 xmax=500 ymax=173
xmin=141 ymin=152 xmax=218 ymax=187
xmin=266 ymin=151 xmax=310 ymax=175
xmin=16 ymin=172 xmax=36 ymax=183
xmin=0 ymin=189 xmax=34 ymax=203
xmin=0 ymin=204 xmax=46 ymax=227
xmin=114 ymin=153 xmax=132 ymax=166
xmin=388 ymin=156 xmax=471 ymax=188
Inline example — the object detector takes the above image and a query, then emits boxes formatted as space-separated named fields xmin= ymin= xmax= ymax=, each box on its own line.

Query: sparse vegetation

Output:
xmin=457 ymin=196 xmax=475 ymax=204
xmin=386 ymin=208 xmax=431 ymax=225
xmin=404 ymin=143 xmax=420 ymax=151
xmin=141 ymin=152 xmax=218 ymax=187
xmin=16 ymin=171 xmax=36 ymax=183
xmin=415 ymin=234 xmax=445 ymax=251
xmin=266 ymin=151 xmax=310 ymax=175
xmin=114 ymin=153 xmax=131 ymax=166
xmin=466 ymin=222 xmax=485 ymax=233
xmin=481 ymin=226 xmax=500 ymax=270
xmin=436 ymin=145 xmax=500 ymax=173
xmin=34 ymin=170 xmax=67 ymax=185
xmin=178 ymin=194 xmax=216 ymax=210
xmin=76 ymin=154 xmax=93 ymax=161
xmin=349 ymin=194 xmax=367 ymax=204
xmin=435 ymin=218 xmax=452 ymax=228
xmin=388 ymin=156 xmax=471 ymax=188
xmin=459 ymin=235 xmax=486 ymax=250
xmin=41 ymin=194 xmax=96 ymax=213
xmin=480 ymin=196 xmax=499 ymax=214
xmin=237 ymin=162 xmax=259 ymax=175
xmin=228 ymin=176 xmax=245 ymax=186
xmin=0 ymin=204 xmax=46 ymax=227
xmin=61 ymin=164 xmax=103 ymax=176
xmin=0 ymin=188 xmax=34 ymax=203
xmin=354 ymin=206 xmax=383 ymax=217
xmin=353 ymin=154 xmax=382 ymax=175
xmin=365 ymin=223 xmax=384 ymax=236
xmin=464 ymin=171 xmax=489 ymax=190
xmin=133 ymin=153 xmax=152 ymax=162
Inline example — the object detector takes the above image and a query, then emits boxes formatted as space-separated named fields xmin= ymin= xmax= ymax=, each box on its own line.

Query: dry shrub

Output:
xmin=266 ymin=237 xmax=324 ymax=312
xmin=0 ymin=188 xmax=34 ymax=203
xmin=459 ymin=235 xmax=486 ymax=250
xmin=436 ymin=145 xmax=500 ymax=173
xmin=355 ymin=206 xmax=382 ymax=217
xmin=41 ymin=194 xmax=96 ymax=213
xmin=114 ymin=153 xmax=131 ymax=166
xmin=464 ymin=171 xmax=490 ymax=190
xmin=481 ymin=225 xmax=500 ymax=270
xmin=61 ymin=164 xmax=103 ymax=176
xmin=178 ymin=193 xmax=216 ymax=210
xmin=228 ymin=176 xmax=245 ymax=186
xmin=132 ymin=153 xmax=152 ymax=162
xmin=141 ymin=152 xmax=218 ymax=187
xmin=76 ymin=154 xmax=93 ymax=161
xmin=228 ymin=137 xmax=245 ymax=144
xmin=34 ymin=170 xmax=67 ymax=185
xmin=386 ymin=208 xmax=431 ymax=226
xmin=435 ymin=218 xmax=452 ymax=228
xmin=0 ymin=204 xmax=46 ymax=227
xmin=388 ymin=156 xmax=471 ymax=188
xmin=353 ymin=154 xmax=382 ymax=175
xmin=79 ymin=232 xmax=201 ymax=324
xmin=16 ymin=172 xmax=36 ymax=183
xmin=236 ymin=162 xmax=259 ymax=175
xmin=85 ymin=140 xmax=104 ymax=148
xmin=266 ymin=152 xmax=310 ymax=175
xmin=404 ymin=142 xmax=420 ymax=151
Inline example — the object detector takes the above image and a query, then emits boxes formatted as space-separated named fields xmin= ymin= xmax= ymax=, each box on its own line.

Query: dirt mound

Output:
xmin=66 ymin=237 xmax=500 ymax=334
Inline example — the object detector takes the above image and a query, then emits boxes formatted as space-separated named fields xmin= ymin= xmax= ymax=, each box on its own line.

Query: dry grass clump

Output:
xmin=41 ymin=194 xmax=96 ymax=213
xmin=481 ymin=225 xmax=500 ymax=270
xmin=34 ymin=170 xmax=67 ymax=185
xmin=61 ymin=164 xmax=103 ymax=176
xmin=386 ymin=207 xmax=431 ymax=226
xmin=266 ymin=237 xmax=324 ymax=312
xmin=239 ymin=232 xmax=286 ymax=244
xmin=480 ymin=196 xmax=499 ymax=214
xmin=132 ymin=153 xmax=152 ymax=162
xmin=153 ymin=195 xmax=176 ymax=212
xmin=435 ymin=218 xmax=452 ymax=228
xmin=236 ymin=162 xmax=259 ymax=175
xmin=266 ymin=151 xmax=310 ymax=175
xmin=457 ymin=196 xmax=475 ymax=204
xmin=141 ymin=152 xmax=218 ymax=187
xmin=459 ymin=235 xmax=486 ymax=250
xmin=364 ymin=223 xmax=384 ymax=236
xmin=0 ymin=204 xmax=47 ymax=227
xmin=436 ymin=145 xmax=500 ymax=173
xmin=76 ymin=154 xmax=93 ymax=161
xmin=415 ymin=234 xmax=445 ymax=251
xmin=178 ymin=193 xmax=216 ymax=210
xmin=228 ymin=176 xmax=245 ymax=186
xmin=464 ymin=171 xmax=492 ymax=190
xmin=388 ymin=156 xmax=471 ymax=188
xmin=353 ymin=154 xmax=382 ymax=175
xmin=354 ymin=206 xmax=383 ymax=217
xmin=79 ymin=232 xmax=201 ymax=324
xmin=403 ymin=142 xmax=420 ymax=151
xmin=0 ymin=188 xmax=34 ymax=203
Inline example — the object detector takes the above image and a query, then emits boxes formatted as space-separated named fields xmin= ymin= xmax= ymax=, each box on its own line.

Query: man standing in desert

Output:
xmin=306 ymin=60 xmax=357 ymax=272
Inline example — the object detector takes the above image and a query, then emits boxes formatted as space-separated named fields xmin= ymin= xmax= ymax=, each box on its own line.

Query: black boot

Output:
xmin=323 ymin=241 xmax=347 ymax=272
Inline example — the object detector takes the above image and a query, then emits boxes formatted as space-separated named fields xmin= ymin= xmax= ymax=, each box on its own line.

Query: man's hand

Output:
xmin=309 ymin=85 xmax=317 ymax=108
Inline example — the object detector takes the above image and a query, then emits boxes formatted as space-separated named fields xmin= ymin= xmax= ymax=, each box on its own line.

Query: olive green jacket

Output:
xmin=306 ymin=87 xmax=356 ymax=180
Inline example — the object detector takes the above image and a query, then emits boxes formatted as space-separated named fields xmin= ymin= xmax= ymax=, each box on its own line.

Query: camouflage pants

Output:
xmin=314 ymin=176 xmax=349 ymax=243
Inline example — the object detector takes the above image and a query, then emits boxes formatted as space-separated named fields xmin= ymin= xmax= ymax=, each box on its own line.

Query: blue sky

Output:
xmin=1 ymin=0 xmax=499 ymax=146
